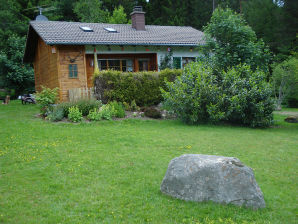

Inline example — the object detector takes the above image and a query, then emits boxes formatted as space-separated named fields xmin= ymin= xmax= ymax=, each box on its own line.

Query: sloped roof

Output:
xmin=24 ymin=20 xmax=204 ymax=62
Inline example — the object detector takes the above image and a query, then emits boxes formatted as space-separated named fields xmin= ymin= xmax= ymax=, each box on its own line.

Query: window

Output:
xmin=69 ymin=64 xmax=78 ymax=78
xmin=104 ymin=27 xmax=117 ymax=33
xmin=98 ymin=59 xmax=133 ymax=72
xmin=80 ymin=26 xmax=93 ymax=32
xmin=173 ymin=57 xmax=182 ymax=69
xmin=182 ymin=57 xmax=196 ymax=67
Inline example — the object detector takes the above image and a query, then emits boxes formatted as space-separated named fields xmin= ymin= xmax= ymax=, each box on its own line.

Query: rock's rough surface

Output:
xmin=160 ymin=154 xmax=265 ymax=209
xmin=284 ymin=116 xmax=298 ymax=123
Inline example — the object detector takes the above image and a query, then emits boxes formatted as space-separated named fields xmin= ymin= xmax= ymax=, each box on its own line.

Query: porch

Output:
xmin=85 ymin=53 xmax=158 ymax=88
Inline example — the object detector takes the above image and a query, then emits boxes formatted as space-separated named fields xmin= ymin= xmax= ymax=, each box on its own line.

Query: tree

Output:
xmin=108 ymin=5 xmax=129 ymax=24
xmin=272 ymin=56 xmax=298 ymax=109
xmin=242 ymin=0 xmax=286 ymax=58
xmin=0 ymin=35 xmax=34 ymax=95
xmin=74 ymin=0 xmax=108 ymax=23
xmin=203 ymin=7 xmax=271 ymax=73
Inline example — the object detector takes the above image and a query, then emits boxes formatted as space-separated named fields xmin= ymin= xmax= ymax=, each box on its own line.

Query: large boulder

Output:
xmin=160 ymin=154 xmax=265 ymax=209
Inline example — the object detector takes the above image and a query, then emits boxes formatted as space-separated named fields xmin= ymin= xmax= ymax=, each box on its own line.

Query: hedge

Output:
xmin=93 ymin=69 xmax=182 ymax=106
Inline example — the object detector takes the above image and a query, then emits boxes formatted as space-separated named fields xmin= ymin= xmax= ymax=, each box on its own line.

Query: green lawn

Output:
xmin=0 ymin=101 xmax=297 ymax=224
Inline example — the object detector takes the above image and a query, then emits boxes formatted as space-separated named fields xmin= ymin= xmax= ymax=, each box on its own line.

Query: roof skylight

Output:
xmin=80 ymin=26 xmax=93 ymax=32
xmin=104 ymin=27 xmax=117 ymax=33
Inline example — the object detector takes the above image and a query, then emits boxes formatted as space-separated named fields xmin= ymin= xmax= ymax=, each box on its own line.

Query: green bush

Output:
xmin=35 ymin=86 xmax=59 ymax=116
xmin=162 ymin=62 xmax=274 ymax=127
xmin=47 ymin=107 xmax=64 ymax=122
xmin=99 ymin=104 xmax=114 ymax=120
xmin=87 ymin=108 xmax=102 ymax=121
xmin=108 ymin=101 xmax=126 ymax=118
xmin=93 ymin=69 xmax=181 ymax=106
xmin=58 ymin=99 xmax=102 ymax=117
xmin=68 ymin=106 xmax=82 ymax=122
xmin=272 ymin=56 xmax=298 ymax=109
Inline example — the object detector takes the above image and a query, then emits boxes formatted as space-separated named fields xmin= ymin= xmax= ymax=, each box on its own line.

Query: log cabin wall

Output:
xmin=33 ymin=38 xmax=59 ymax=93
xmin=57 ymin=45 xmax=87 ymax=102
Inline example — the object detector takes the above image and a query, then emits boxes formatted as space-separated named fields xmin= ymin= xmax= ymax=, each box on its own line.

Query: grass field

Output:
xmin=0 ymin=101 xmax=297 ymax=223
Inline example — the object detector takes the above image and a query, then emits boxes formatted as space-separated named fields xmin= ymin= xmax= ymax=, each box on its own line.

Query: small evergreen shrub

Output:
xmin=68 ymin=106 xmax=82 ymax=122
xmin=47 ymin=107 xmax=64 ymax=122
xmin=93 ymin=69 xmax=181 ymax=106
xmin=87 ymin=108 xmax=102 ymax=121
xmin=144 ymin=107 xmax=161 ymax=119
xmin=35 ymin=86 xmax=59 ymax=116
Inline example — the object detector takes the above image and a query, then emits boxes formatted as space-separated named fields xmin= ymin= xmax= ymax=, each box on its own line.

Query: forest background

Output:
xmin=0 ymin=0 xmax=297 ymax=95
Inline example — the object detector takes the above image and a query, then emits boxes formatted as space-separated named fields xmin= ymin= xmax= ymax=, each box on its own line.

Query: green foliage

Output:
xmin=94 ymin=69 xmax=181 ymax=106
xmin=58 ymin=99 xmax=102 ymax=117
xmin=162 ymin=62 xmax=274 ymax=127
xmin=159 ymin=51 xmax=173 ymax=70
xmin=35 ymin=86 xmax=59 ymax=116
xmin=123 ymin=102 xmax=131 ymax=111
xmin=74 ymin=0 xmax=108 ymax=23
xmin=0 ymin=35 xmax=34 ymax=94
xmin=108 ymin=5 xmax=129 ymax=24
xmin=68 ymin=106 xmax=82 ymax=122
xmin=203 ymin=8 xmax=271 ymax=73
xmin=99 ymin=104 xmax=114 ymax=120
xmin=130 ymin=100 xmax=140 ymax=112
xmin=47 ymin=107 xmax=64 ymax=122
xmin=87 ymin=108 xmax=102 ymax=121
xmin=108 ymin=101 xmax=126 ymax=118
xmin=272 ymin=56 xmax=298 ymax=108
xmin=144 ymin=107 xmax=161 ymax=119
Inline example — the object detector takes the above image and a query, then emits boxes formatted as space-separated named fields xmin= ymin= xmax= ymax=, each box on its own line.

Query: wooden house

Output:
xmin=23 ymin=6 xmax=204 ymax=101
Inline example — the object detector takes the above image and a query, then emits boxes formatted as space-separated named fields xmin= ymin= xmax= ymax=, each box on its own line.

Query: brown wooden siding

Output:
xmin=57 ymin=45 xmax=87 ymax=102
xmin=33 ymin=38 xmax=59 ymax=93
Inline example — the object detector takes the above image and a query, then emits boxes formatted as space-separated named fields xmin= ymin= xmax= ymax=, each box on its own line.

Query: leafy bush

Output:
xmin=272 ymin=56 xmax=298 ymax=109
xmin=47 ymin=107 xmax=64 ymax=122
xmin=108 ymin=101 xmax=126 ymax=118
xmin=162 ymin=62 xmax=274 ymax=127
xmin=93 ymin=69 xmax=181 ymax=106
xmin=58 ymin=99 xmax=102 ymax=117
xmin=144 ymin=107 xmax=162 ymax=119
xmin=68 ymin=106 xmax=82 ymax=122
xmin=99 ymin=104 xmax=115 ymax=120
xmin=35 ymin=86 xmax=59 ymax=116
xmin=87 ymin=108 xmax=102 ymax=121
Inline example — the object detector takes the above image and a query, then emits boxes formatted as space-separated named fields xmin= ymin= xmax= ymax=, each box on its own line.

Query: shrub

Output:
xmin=58 ymin=99 xmax=102 ymax=117
xmin=35 ymin=86 xmax=59 ymax=116
xmin=93 ymin=69 xmax=181 ymax=106
xmin=162 ymin=62 xmax=274 ymax=127
xmin=68 ymin=106 xmax=82 ymax=122
xmin=99 ymin=104 xmax=115 ymax=120
xmin=272 ymin=56 xmax=298 ymax=109
xmin=144 ymin=107 xmax=161 ymax=119
xmin=47 ymin=107 xmax=64 ymax=122
xmin=108 ymin=101 xmax=126 ymax=118
xmin=87 ymin=108 xmax=102 ymax=121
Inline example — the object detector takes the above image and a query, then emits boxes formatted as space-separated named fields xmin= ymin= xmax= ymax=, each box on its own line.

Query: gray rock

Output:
xmin=160 ymin=154 xmax=265 ymax=209
xmin=284 ymin=116 xmax=298 ymax=123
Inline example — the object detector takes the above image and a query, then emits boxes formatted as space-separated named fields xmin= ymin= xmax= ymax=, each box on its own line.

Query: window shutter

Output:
xmin=173 ymin=57 xmax=181 ymax=69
